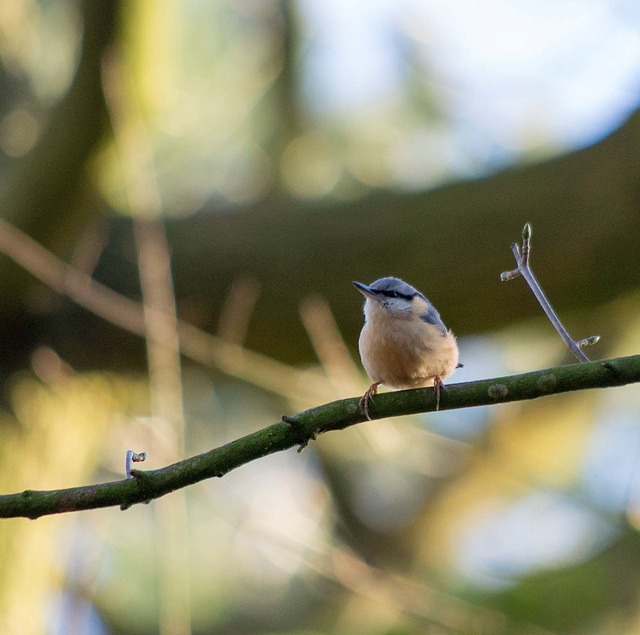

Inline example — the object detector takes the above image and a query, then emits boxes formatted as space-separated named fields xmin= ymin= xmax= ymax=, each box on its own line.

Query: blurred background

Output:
xmin=1 ymin=1 xmax=640 ymax=634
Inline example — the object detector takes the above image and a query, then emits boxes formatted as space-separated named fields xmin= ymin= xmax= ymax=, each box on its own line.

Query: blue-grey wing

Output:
xmin=421 ymin=303 xmax=447 ymax=335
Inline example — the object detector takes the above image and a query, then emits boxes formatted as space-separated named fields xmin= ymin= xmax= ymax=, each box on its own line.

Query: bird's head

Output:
xmin=353 ymin=277 xmax=419 ymax=313
xmin=353 ymin=277 xmax=446 ymax=332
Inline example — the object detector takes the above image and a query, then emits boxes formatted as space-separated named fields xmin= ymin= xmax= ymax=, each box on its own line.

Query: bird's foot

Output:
xmin=359 ymin=382 xmax=381 ymax=421
xmin=433 ymin=376 xmax=446 ymax=411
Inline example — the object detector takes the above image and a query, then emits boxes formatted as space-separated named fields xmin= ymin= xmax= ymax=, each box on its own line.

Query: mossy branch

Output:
xmin=1 ymin=354 xmax=639 ymax=519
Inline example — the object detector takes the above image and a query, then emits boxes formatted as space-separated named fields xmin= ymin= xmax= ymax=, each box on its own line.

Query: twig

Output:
xmin=1 ymin=354 xmax=639 ymax=519
xmin=104 ymin=49 xmax=186 ymax=456
xmin=217 ymin=275 xmax=261 ymax=344
xmin=299 ymin=294 xmax=364 ymax=397
xmin=125 ymin=450 xmax=148 ymax=478
xmin=501 ymin=223 xmax=600 ymax=362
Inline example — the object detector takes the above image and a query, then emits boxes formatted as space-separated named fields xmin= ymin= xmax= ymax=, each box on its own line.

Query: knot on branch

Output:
xmin=537 ymin=374 xmax=557 ymax=393
xmin=487 ymin=384 xmax=509 ymax=400
xmin=601 ymin=360 xmax=629 ymax=384
xmin=283 ymin=414 xmax=315 ymax=451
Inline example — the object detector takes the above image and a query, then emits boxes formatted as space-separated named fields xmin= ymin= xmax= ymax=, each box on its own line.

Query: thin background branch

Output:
xmin=103 ymin=49 xmax=191 ymax=635
xmin=299 ymin=294 xmax=364 ymax=398
xmin=217 ymin=275 xmax=262 ymax=345
xmin=0 ymin=217 xmax=331 ymax=405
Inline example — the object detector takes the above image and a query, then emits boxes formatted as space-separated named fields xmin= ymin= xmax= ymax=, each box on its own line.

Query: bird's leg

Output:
xmin=359 ymin=382 xmax=381 ymax=421
xmin=433 ymin=376 xmax=446 ymax=411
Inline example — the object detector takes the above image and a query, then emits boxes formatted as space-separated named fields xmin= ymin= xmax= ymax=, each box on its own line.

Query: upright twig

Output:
xmin=125 ymin=450 xmax=148 ymax=479
xmin=501 ymin=223 xmax=600 ymax=362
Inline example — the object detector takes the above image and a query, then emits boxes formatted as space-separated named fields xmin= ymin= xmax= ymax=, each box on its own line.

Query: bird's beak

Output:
xmin=352 ymin=281 xmax=380 ymax=301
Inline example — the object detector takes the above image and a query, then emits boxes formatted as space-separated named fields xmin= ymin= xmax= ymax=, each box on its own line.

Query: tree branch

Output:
xmin=2 ymin=354 xmax=639 ymax=519
xmin=501 ymin=223 xmax=600 ymax=361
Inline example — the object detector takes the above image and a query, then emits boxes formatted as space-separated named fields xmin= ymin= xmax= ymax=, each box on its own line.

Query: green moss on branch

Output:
xmin=1 ymin=354 xmax=640 ymax=519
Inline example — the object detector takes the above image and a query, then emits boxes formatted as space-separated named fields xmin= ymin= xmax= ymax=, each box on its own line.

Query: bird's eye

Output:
xmin=389 ymin=291 xmax=398 ymax=298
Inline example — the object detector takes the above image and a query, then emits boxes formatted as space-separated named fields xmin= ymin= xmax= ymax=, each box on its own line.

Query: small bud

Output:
xmin=500 ymin=269 xmax=521 ymax=281
xmin=577 ymin=335 xmax=600 ymax=348
xmin=521 ymin=224 xmax=532 ymax=265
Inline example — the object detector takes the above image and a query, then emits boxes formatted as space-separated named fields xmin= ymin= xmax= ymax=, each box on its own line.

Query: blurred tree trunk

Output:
xmin=92 ymin=108 xmax=640 ymax=364
xmin=0 ymin=0 xmax=120 ymax=261
xmin=0 ymin=0 xmax=120 ymax=378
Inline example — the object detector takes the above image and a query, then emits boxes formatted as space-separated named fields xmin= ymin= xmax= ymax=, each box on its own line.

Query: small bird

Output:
xmin=353 ymin=277 xmax=460 ymax=419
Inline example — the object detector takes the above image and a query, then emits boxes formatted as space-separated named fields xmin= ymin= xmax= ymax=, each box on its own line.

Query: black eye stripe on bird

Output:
xmin=352 ymin=277 xmax=460 ymax=419
xmin=377 ymin=289 xmax=414 ymax=301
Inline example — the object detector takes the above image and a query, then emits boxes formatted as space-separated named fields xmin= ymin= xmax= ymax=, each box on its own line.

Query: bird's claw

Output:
xmin=359 ymin=382 xmax=381 ymax=421
xmin=433 ymin=376 xmax=447 ymax=410
xmin=359 ymin=394 xmax=372 ymax=420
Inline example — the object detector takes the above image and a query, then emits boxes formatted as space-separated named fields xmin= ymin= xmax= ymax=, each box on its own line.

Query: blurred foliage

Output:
xmin=0 ymin=1 xmax=640 ymax=635
xmin=0 ymin=359 xmax=148 ymax=635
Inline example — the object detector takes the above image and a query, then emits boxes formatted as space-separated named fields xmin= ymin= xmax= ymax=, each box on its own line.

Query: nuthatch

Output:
xmin=353 ymin=277 xmax=460 ymax=419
